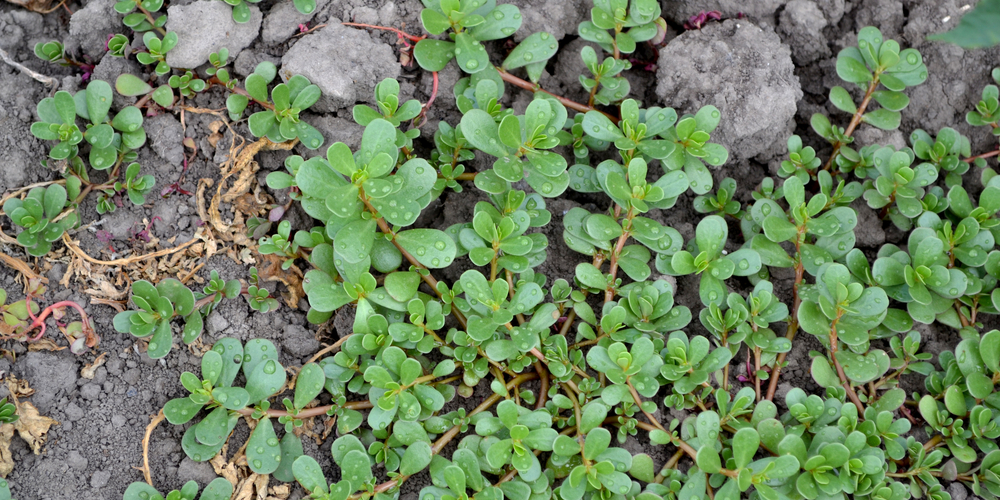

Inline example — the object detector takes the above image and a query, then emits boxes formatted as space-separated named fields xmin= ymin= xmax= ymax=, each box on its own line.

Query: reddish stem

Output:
xmin=25 ymin=300 xmax=97 ymax=347
xmin=963 ymin=149 xmax=1000 ymax=163
xmin=416 ymin=71 xmax=439 ymax=128
xmin=341 ymin=22 xmax=425 ymax=43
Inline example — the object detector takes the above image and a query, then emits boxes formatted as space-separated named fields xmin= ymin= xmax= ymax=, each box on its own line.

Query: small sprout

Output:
xmin=135 ymin=31 xmax=178 ymax=75
xmin=0 ymin=398 xmax=18 ymax=424
xmin=2 ymin=185 xmax=76 ymax=256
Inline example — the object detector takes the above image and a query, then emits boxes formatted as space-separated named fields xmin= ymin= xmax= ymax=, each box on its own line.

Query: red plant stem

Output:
xmin=416 ymin=71 xmax=439 ymax=128
xmin=765 ymin=236 xmax=804 ymax=401
xmin=341 ymin=22 xmax=425 ymax=43
xmin=25 ymin=300 xmax=93 ymax=343
xmin=963 ymin=149 xmax=1000 ymax=163
xmin=822 ymin=77 xmax=880 ymax=171
xmin=496 ymin=67 xmax=617 ymax=122
xmin=235 ymin=400 xmax=372 ymax=418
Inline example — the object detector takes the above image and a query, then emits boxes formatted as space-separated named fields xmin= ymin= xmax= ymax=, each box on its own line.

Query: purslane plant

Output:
xmin=10 ymin=4 xmax=991 ymax=499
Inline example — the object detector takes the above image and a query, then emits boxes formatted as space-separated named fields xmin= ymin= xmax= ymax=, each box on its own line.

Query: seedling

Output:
xmin=2 ymin=185 xmax=77 ymax=256
xmin=227 ymin=63 xmax=323 ymax=148
xmin=123 ymin=478 xmax=233 ymax=500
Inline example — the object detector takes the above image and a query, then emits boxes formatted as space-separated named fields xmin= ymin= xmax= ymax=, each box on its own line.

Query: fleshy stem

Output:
xmin=765 ymin=227 xmax=806 ymax=401
xmin=496 ymin=67 xmax=618 ymax=123
xmin=963 ymin=149 xmax=1000 ymax=163
xmin=605 ymin=208 xmax=636 ymax=302
xmin=828 ymin=311 xmax=866 ymax=414
xmin=360 ymin=194 xmax=467 ymax=328
xmin=236 ymin=400 xmax=372 ymax=418
xmin=24 ymin=300 xmax=98 ymax=348
xmin=348 ymin=372 xmax=538 ymax=500
xmin=821 ymin=76 xmax=881 ymax=171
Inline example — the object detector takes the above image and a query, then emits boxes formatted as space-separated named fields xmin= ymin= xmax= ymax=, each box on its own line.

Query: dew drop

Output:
xmin=432 ymin=258 xmax=441 ymax=266
xmin=148 ymin=342 xmax=158 ymax=351
xmin=253 ymin=460 xmax=263 ymax=468
xmin=416 ymin=246 xmax=426 ymax=256
xmin=906 ymin=53 xmax=918 ymax=64
xmin=949 ymin=288 xmax=958 ymax=295
xmin=541 ymin=182 xmax=553 ymax=193
xmin=216 ymin=393 xmax=228 ymax=403
xmin=738 ymin=260 xmax=749 ymax=270
xmin=454 ymin=47 xmax=463 ymax=55
xmin=256 ymin=446 xmax=265 ymax=454
xmin=415 ymin=167 xmax=425 ymax=174
xmin=523 ymin=53 xmax=534 ymax=61
xmin=267 ymin=438 xmax=279 ymax=446
xmin=466 ymin=59 xmax=479 ymax=69
xmin=814 ymin=257 xmax=824 ymax=265
xmin=263 ymin=360 xmax=277 ymax=374
xmin=501 ymin=27 xmax=515 ymax=35
xmin=493 ymin=10 xmax=505 ymax=20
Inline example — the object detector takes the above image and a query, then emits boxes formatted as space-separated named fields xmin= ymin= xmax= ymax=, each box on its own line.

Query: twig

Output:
xmin=138 ymin=409 xmax=166 ymax=487
xmin=0 ymin=47 xmax=57 ymax=87
xmin=304 ymin=334 xmax=353 ymax=365
xmin=0 ymin=253 xmax=45 ymax=286
xmin=61 ymin=230 xmax=200 ymax=266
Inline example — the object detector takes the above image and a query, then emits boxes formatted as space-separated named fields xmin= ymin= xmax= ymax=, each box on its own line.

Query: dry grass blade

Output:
xmin=137 ymin=409 xmax=165 ymax=488
xmin=61 ymin=230 xmax=203 ymax=266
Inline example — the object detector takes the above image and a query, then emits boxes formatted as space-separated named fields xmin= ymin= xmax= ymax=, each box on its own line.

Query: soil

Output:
xmin=0 ymin=0 xmax=998 ymax=498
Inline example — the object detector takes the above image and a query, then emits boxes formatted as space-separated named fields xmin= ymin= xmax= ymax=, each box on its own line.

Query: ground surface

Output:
xmin=0 ymin=0 xmax=998 ymax=499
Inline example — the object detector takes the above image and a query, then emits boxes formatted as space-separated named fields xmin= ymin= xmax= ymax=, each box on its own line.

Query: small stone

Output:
xmin=505 ymin=0 xmax=585 ymax=42
xmin=177 ymin=458 xmax=219 ymax=487
xmin=80 ymin=383 xmax=102 ymax=400
xmin=144 ymin=114 xmax=185 ymax=165
xmin=206 ymin=310 xmax=231 ymax=335
xmin=777 ymin=0 xmax=831 ymax=65
xmin=283 ymin=324 xmax=319 ymax=357
xmin=947 ymin=482 xmax=968 ymax=500
xmin=280 ymin=23 xmax=400 ymax=112
xmin=111 ymin=415 xmax=127 ymax=427
xmin=67 ymin=451 xmax=88 ymax=471
xmin=64 ymin=403 xmax=85 ymax=422
xmin=90 ymin=470 xmax=111 ymax=489
xmin=165 ymin=0 xmax=262 ymax=69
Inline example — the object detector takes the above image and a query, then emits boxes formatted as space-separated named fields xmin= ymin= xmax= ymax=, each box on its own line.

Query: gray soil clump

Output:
xmin=506 ymin=0 xmax=585 ymax=41
xmin=260 ymin=0 xmax=329 ymax=44
xmin=67 ymin=0 xmax=120 ymax=58
xmin=655 ymin=19 xmax=802 ymax=163
xmin=778 ymin=0 xmax=831 ymax=65
xmin=660 ymin=0 xmax=787 ymax=27
xmin=165 ymin=0 xmax=262 ymax=69
xmin=280 ymin=22 xmax=401 ymax=113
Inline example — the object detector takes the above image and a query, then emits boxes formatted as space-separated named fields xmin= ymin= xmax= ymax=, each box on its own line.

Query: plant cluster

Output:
xmin=112 ymin=271 xmax=277 ymax=358
xmin=6 ymin=0 xmax=1000 ymax=498
xmin=54 ymin=9 xmax=997 ymax=500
